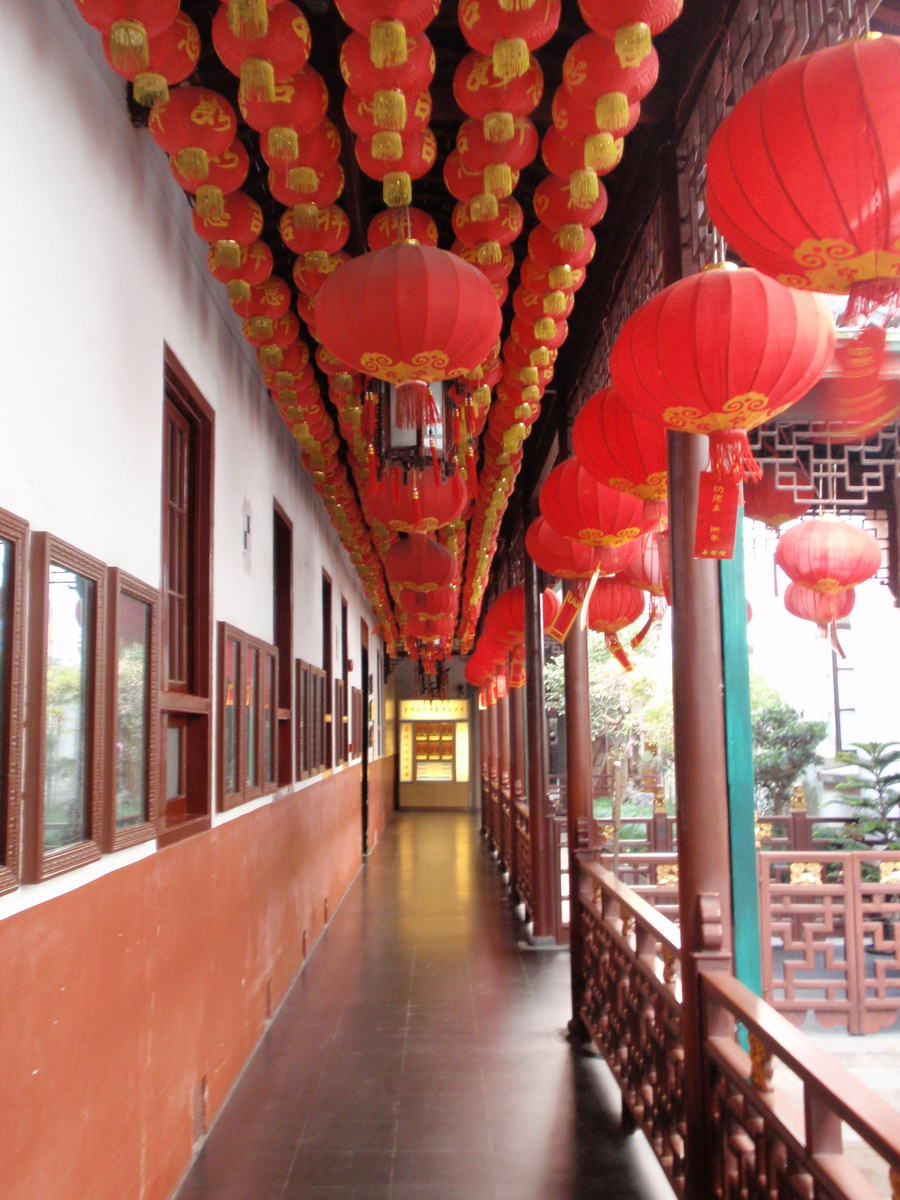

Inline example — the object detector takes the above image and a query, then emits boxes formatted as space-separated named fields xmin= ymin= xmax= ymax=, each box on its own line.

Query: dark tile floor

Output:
xmin=174 ymin=811 xmax=673 ymax=1200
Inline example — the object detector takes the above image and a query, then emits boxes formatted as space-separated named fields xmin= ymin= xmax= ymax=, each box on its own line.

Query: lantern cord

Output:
xmin=605 ymin=632 xmax=633 ymax=672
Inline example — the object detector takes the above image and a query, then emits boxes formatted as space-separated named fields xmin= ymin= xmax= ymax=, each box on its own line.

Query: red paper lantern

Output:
xmin=453 ymin=240 xmax=515 ymax=283
xmin=539 ymin=458 xmax=644 ymax=548
xmin=551 ymin=85 xmax=639 ymax=141
xmin=453 ymin=50 xmax=543 ymax=121
xmin=268 ymin=162 xmax=345 ymax=210
xmin=572 ymin=385 xmax=667 ymax=500
xmin=170 ymin=141 xmax=249 ymax=220
xmin=587 ymin=577 xmax=645 ymax=669
xmin=193 ymin=191 xmax=265 ymax=269
xmin=403 ymin=613 xmax=456 ymax=641
xmin=243 ymin=312 xmax=300 ymax=347
xmin=279 ymin=205 xmax=350 ymax=255
xmin=510 ymin=314 xmax=568 ymax=352
xmin=395 ymin=585 xmax=457 ymax=618
xmin=340 ymin=30 xmax=435 ymax=97
xmin=541 ymin=123 xmax=624 ymax=188
xmin=742 ymin=462 xmax=816 ymax=530
xmin=316 ymin=242 xmax=502 ymax=384
xmin=483 ymin=584 xmax=559 ymax=648
xmin=610 ymin=265 xmax=835 ymax=556
xmin=775 ymin=518 xmax=881 ymax=594
xmin=457 ymin=117 xmax=539 ymax=172
xmin=231 ymin=276 xmax=291 ymax=320
xmin=149 ymin=86 xmax=238 ymax=180
xmin=784 ymin=582 xmax=855 ymax=631
xmin=208 ymin=239 xmax=273 ymax=295
xmin=534 ymin=173 xmax=608 ymax=232
xmin=368 ymin=207 xmax=438 ymax=249
xmin=211 ymin=2 xmax=312 ymax=102
xmin=562 ymin=31 xmax=659 ymax=108
xmin=343 ymin=87 xmax=432 ymax=137
xmin=76 ymin=0 xmax=180 ymax=71
xmin=101 ymin=11 xmax=199 ymax=106
xmin=577 ymin=0 xmax=682 ymax=61
xmin=261 ymin=117 xmax=342 ymax=176
xmin=513 ymin=288 xmax=574 ymax=325
xmin=238 ymin=65 xmax=329 ymax=141
xmin=528 ymin=223 xmax=596 ymax=269
xmin=452 ymin=197 xmax=524 ymax=251
xmin=354 ymin=129 xmax=438 ymax=208
xmin=368 ymin=470 xmax=467 ymax=534
xmin=520 ymin=257 xmax=586 ymax=293
xmin=336 ymin=0 xmax=439 ymax=38
xmin=292 ymin=251 xmax=349 ymax=296
xmin=383 ymin=533 xmax=458 ymax=592
xmin=706 ymin=35 xmax=900 ymax=322
xmin=459 ymin=0 xmax=561 ymax=83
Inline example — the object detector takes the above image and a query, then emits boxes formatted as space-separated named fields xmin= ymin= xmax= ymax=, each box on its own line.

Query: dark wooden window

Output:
xmin=322 ymin=573 xmax=333 ymax=770
xmin=351 ymin=686 xmax=362 ymax=759
xmin=25 ymin=534 xmax=106 ymax=881
xmin=273 ymin=503 xmax=293 ymax=784
xmin=295 ymin=659 xmax=328 ymax=779
xmin=218 ymin=623 xmax=277 ymax=810
xmin=104 ymin=569 xmax=159 ymax=852
xmin=160 ymin=348 xmax=213 ymax=843
xmin=0 ymin=508 xmax=27 ymax=895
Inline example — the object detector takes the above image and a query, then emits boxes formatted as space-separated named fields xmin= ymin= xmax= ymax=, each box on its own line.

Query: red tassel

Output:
xmin=708 ymin=429 xmax=762 ymax=483
xmin=395 ymin=381 xmax=439 ymax=428
xmin=467 ymin=449 xmax=478 ymax=498
xmin=430 ymin=440 xmax=441 ymax=486
xmin=840 ymin=278 xmax=900 ymax=326
xmin=606 ymin=632 xmax=633 ymax=671
xmin=364 ymin=389 xmax=379 ymax=438
xmin=391 ymin=466 xmax=401 ymax=503
xmin=829 ymin=619 xmax=846 ymax=659
xmin=631 ymin=595 xmax=666 ymax=648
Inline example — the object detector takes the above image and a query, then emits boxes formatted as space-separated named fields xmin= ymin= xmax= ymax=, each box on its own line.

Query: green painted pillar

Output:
xmin=718 ymin=515 xmax=762 ymax=996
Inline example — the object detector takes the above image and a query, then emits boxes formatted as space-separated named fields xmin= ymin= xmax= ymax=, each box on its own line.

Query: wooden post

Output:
xmin=524 ymin=551 xmax=555 ymax=938
xmin=668 ymin=430 xmax=735 ymax=1200
xmin=509 ymin=680 xmax=525 ymax=895
xmin=497 ymin=691 xmax=511 ymax=869
xmin=564 ymin=593 xmax=596 ymax=1034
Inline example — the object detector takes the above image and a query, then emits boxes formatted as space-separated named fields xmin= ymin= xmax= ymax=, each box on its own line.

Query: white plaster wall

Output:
xmin=1 ymin=0 xmax=378 ymax=695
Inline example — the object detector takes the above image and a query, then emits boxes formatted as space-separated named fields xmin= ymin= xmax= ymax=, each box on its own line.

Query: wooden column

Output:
xmin=564 ymin=592 xmax=595 ymax=1031
xmin=478 ymin=704 xmax=489 ymax=833
xmin=509 ymin=680 xmax=525 ymax=894
xmin=486 ymin=698 xmax=499 ymax=845
xmin=524 ymin=552 xmax=554 ymax=938
xmin=668 ymin=430 xmax=734 ymax=1200
xmin=497 ymin=691 xmax=511 ymax=868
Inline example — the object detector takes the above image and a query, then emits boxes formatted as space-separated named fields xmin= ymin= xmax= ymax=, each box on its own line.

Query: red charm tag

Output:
xmin=694 ymin=471 xmax=740 ymax=559
xmin=547 ymin=582 xmax=587 ymax=642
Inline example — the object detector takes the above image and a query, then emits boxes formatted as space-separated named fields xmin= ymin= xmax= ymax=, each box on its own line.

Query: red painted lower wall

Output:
xmin=1 ymin=756 xmax=396 ymax=1200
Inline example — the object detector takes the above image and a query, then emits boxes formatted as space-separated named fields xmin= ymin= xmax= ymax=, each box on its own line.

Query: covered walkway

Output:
xmin=175 ymin=811 xmax=671 ymax=1200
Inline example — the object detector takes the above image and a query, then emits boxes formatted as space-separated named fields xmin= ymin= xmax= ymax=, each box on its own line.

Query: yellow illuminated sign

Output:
xmin=399 ymin=698 xmax=468 ymax=721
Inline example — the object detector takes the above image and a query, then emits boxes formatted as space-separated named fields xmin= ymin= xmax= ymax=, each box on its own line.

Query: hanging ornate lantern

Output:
xmin=620 ymin=528 xmax=670 ymax=645
xmin=354 ymin=128 xmax=438 ymax=207
xmin=192 ymin=190 xmax=265 ymax=267
xmin=520 ymin=256 xmax=586 ymax=294
xmin=279 ymin=204 xmax=350 ymax=255
xmin=572 ymin=385 xmax=667 ymax=506
xmin=337 ymin=0 xmax=439 ymax=61
xmin=340 ymin=30 xmax=435 ymax=100
xmin=577 ymin=0 xmax=682 ymax=63
xmin=458 ymin=0 xmax=562 ymax=83
xmin=383 ymin=533 xmax=458 ymax=593
xmin=453 ymin=49 xmax=544 ymax=133
xmin=368 ymin=207 xmax=438 ymax=249
xmin=528 ymin=223 xmax=596 ymax=269
xmin=610 ymin=265 xmax=835 ymax=558
xmin=238 ymin=64 xmax=329 ymax=146
xmin=368 ymin=469 xmax=467 ymax=534
xmin=451 ymin=196 xmax=524 ymax=262
xmin=268 ymin=162 xmax=345 ymax=215
xmin=76 ymin=0 xmax=180 ymax=72
xmin=539 ymin=457 xmax=644 ymax=548
xmin=793 ymin=326 xmax=900 ymax=442
xmin=211 ymin=1 xmax=312 ymax=103
xmin=101 ymin=11 xmax=200 ymax=106
xmin=231 ymin=276 xmax=291 ymax=321
xmin=587 ymin=577 xmax=645 ymax=670
xmin=562 ymin=31 xmax=659 ymax=125
xmin=208 ymin=239 xmax=274 ymax=303
xmin=316 ymin=242 xmax=502 ymax=385
xmin=149 ymin=86 xmax=238 ymax=181
xmin=550 ymin=85 xmax=640 ymax=142
xmin=533 ymin=173 xmax=608 ymax=233
xmin=706 ymin=35 xmax=900 ymax=322
xmin=261 ymin=116 xmax=341 ymax=178
xmin=784 ymin=581 xmax=856 ymax=656
xmin=343 ymin=87 xmax=432 ymax=137
xmin=775 ymin=518 xmax=881 ymax=594
xmin=742 ymin=461 xmax=816 ymax=531
xmin=541 ymin=124 xmax=624 ymax=205
xmin=170 ymin=141 xmax=249 ymax=220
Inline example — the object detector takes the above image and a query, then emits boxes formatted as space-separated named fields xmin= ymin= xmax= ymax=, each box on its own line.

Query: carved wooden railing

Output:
xmin=574 ymin=855 xmax=900 ymax=1199
xmin=512 ymin=801 xmax=532 ymax=917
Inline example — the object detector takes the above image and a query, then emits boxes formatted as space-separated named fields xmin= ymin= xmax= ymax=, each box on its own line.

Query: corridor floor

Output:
xmin=175 ymin=811 xmax=672 ymax=1200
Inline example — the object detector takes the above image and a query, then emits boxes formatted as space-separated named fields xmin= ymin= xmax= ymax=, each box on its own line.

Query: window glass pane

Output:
xmin=166 ymin=723 xmax=182 ymax=800
xmin=0 ymin=538 xmax=10 ymax=855
xmin=115 ymin=593 xmax=150 ymax=829
xmin=44 ymin=565 xmax=93 ymax=852
xmin=263 ymin=654 xmax=274 ymax=784
xmin=224 ymin=638 xmax=239 ymax=795
xmin=245 ymin=646 xmax=258 ymax=788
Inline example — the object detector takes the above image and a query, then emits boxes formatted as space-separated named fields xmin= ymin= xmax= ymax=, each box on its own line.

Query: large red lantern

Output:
xmin=775 ymin=518 xmax=881 ymax=594
xmin=573 ymin=385 xmax=667 ymax=501
xmin=383 ymin=533 xmax=458 ymax=593
xmin=101 ymin=11 xmax=199 ymax=106
xmin=316 ymin=242 xmax=502 ymax=384
xmin=610 ymin=265 xmax=835 ymax=557
xmin=586 ymin=578 xmax=645 ymax=670
xmin=706 ymin=35 xmax=900 ymax=322
xmin=149 ymin=86 xmax=238 ymax=180
xmin=784 ymin=581 xmax=856 ymax=656
xmin=539 ymin=458 xmax=644 ymax=548
xmin=368 ymin=470 xmax=467 ymax=534
xmin=742 ymin=461 xmax=816 ymax=531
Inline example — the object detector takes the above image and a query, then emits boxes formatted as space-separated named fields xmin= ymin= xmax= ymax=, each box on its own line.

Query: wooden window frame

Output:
xmin=273 ymin=502 xmax=293 ymax=785
xmin=159 ymin=347 xmax=213 ymax=845
xmin=104 ymin=569 xmax=159 ymax=852
xmin=351 ymin=685 xmax=362 ymax=760
xmin=295 ymin=658 xmax=328 ymax=780
xmin=25 ymin=533 xmax=106 ymax=881
xmin=218 ymin=623 xmax=277 ymax=811
xmin=0 ymin=508 xmax=27 ymax=895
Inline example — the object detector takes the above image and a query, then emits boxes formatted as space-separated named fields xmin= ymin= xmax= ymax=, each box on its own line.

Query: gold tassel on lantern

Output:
xmin=585 ymin=132 xmax=621 ymax=170
xmin=373 ymin=89 xmax=408 ymax=131
xmin=227 ymin=280 xmax=251 ymax=304
xmin=195 ymin=185 xmax=225 ymax=219
xmin=304 ymin=250 xmax=330 ymax=272
xmin=518 ymin=366 xmax=539 ymax=385
xmin=558 ymin=224 xmax=586 ymax=254
xmin=470 ymin=193 xmax=499 ymax=221
xmin=370 ymin=19 xmax=408 ymax=68
xmin=476 ymin=240 xmax=503 ymax=266
xmin=531 ymin=346 xmax=551 ymax=366
xmin=473 ymin=384 xmax=491 ymax=412
xmin=240 ymin=58 xmax=276 ymax=103
xmin=569 ymin=169 xmax=599 ymax=205
xmin=383 ymin=171 xmax=412 ymax=207
xmin=109 ymin=19 xmax=149 ymax=73
xmin=483 ymin=111 xmax=515 ymax=143
xmin=288 ymin=166 xmax=319 ymax=194
xmin=492 ymin=37 xmax=529 ymax=82
xmin=176 ymin=146 xmax=210 ymax=181
xmin=543 ymin=291 xmax=566 ymax=316
xmin=214 ymin=239 xmax=242 ymax=268
xmin=132 ymin=73 xmax=169 ymax=107
xmin=498 ymin=0 xmax=537 ymax=9
xmin=372 ymin=131 xmax=404 ymax=160
xmin=266 ymin=127 xmax=299 ymax=161
xmin=248 ymin=317 xmax=274 ymax=339
xmin=596 ymin=92 xmax=630 ymax=131
xmin=227 ymin=0 xmax=269 ymax=39
xmin=483 ymin=162 xmax=514 ymax=197
xmin=259 ymin=345 xmax=283 ymax=368
xmin=549 ymin=265 xmax=573 ymax=289
xmin=615 ymin=22 xmax=652 ymax=68
xmin=292 ymin=203 xmax=320 ymax=231
xmin=534 ymin=317 xmax=557 ymax=340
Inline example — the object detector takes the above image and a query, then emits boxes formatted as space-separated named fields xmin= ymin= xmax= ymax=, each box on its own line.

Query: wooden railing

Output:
xmin=574 ymin=855 xmax=900 ymax=1200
